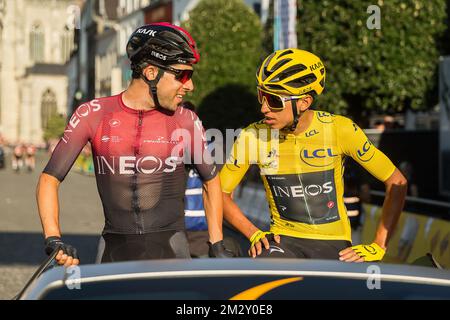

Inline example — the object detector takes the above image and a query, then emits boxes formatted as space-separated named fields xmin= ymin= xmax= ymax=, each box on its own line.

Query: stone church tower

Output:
xmin=0 ymin=0 xmax=77 ymax=144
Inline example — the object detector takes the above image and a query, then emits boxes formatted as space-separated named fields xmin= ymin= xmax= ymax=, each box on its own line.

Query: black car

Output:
xmin=16 ymin=256 xmax=450 ymax=300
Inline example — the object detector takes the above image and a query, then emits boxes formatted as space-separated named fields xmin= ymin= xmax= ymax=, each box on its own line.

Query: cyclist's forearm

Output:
xmin=223 ymin=192 xmax=259 ymax=240
xmin=202 ymin=175 xmax=223 ymax=243
xmin=375 ymin=169 xmax=407 ymax=248
xmin=36 ymin=173 xmax=61 ymax=238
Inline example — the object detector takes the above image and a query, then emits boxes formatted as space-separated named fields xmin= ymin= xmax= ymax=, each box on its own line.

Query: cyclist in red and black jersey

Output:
xmin=37 ymin=23 xmax=233 ymax=266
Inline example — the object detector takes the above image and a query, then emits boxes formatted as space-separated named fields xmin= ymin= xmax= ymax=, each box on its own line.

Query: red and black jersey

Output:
xmin=44 ymin=93 xmax=217 ymax=234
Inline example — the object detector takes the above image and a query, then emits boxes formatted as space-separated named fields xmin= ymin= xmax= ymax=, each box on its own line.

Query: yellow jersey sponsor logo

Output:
xmin=300 ymin=147 xmax=338 ymax=167
xmin=356 ymin=140 xmax=375 ymax=162
xmin=316 ymin=111 xmax=335 ymax=123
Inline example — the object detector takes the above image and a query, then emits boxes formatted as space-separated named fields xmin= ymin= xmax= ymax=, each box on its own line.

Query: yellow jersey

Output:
xmin=220 ymin=111 xmax=396 ymax=242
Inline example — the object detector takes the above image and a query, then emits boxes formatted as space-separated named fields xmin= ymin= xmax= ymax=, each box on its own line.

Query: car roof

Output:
xmin=19 ymin=259 xmax=450 ymax=300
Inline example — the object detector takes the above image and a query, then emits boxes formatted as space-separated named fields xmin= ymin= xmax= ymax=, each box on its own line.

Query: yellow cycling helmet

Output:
xmin=256 ymin=48 xmax=326 ymax=96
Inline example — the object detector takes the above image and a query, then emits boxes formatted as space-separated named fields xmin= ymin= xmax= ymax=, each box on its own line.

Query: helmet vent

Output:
xmin=320 ymin=68 xmax=325 ymax=75
xmin=262 ymin=52 xmax=276 ymax=80
xmin=279 ymin=64 xmax=307 ymax=80
xmin=269 ymin=58 xmax=292 ymax=73
xmin=277 ymin=49 xmax=294 ymax=59
xmin=285 ymin=73 xmax=317 ymax=88
xmin=265 ymin=84 xmax=284 ymax=91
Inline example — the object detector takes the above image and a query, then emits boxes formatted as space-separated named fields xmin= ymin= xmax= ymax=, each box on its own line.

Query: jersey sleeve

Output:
xmin=43 ymin=105 xmax=94 ymax=182
xmin=219 ymin=125 xmax=255 ymax=193
xmin=179 ymin=108 xmax=218 ymax=182
xmin=336 ymin=116 xmax=396 ymax=182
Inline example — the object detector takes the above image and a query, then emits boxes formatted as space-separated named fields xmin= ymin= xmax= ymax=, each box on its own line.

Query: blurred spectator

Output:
xmin=184 ymin=165 xmax=209 ymax=257
xmin=374 ymin=120 xmax=385 ymax=131
xmin=25 ymin=143 xmax=36 ymax=172
xmin=180 ymin=100 xmax=242 ymax=257
xmin=373 ymin=116 xmax=404 ymax=131
xmin=180 ymin=101 xmax=209 ymax=257
xmin=0 ymin=140 xmax=5 ymax=169
xmin=393 ymin=120 xmax=404 ymax=129
xmin=12 ymin=143 xmax=25 ymax=173
xmin=383 ymin=115 xmax=395 ymax=130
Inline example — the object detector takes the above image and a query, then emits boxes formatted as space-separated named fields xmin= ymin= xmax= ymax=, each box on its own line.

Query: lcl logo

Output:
xmin=356 ymin=140 xmax=375 ymax=162
xmin=302 ymin=148 xmax=338 ymax=159
xmin=316 ymin=112 xmax=334 ymax=123
xmin=300 ymin=148 xmax=338 ymax=168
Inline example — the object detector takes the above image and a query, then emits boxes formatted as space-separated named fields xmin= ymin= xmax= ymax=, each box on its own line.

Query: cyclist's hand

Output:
xmin=248 ymin=230 xmax=280 ymax=258
xmin=339 ymin=243 xmax=385 ymax=263
xmin=45 ymin=236 xmax=80 ymax=267
xmin=208 ymin=240 xmax=235 ymax=258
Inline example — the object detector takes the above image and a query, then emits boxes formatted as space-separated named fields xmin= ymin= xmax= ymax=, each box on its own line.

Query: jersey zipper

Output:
xmin=134 ymin=111 xmax=144 ymax=155
xmin=133 ymin=110 xmax=144 ymax=234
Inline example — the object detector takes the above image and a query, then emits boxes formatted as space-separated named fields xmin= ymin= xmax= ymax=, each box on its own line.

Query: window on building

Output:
xmin=118 ymin=0 xmax=126 ymax=16
xmin=30 ymin=23 xmax=45 ymax=63
xmin=61 ymin=26 xmax=74 ymax=63
xmin=41 ymin=89 xmax=57 ymax=130
xmin=127 ymin=0 xmax=133 ymax=14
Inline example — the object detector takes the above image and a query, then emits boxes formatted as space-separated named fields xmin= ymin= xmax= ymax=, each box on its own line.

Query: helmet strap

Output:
xmin=140 ymin=68 xmax=164 ymax=108
xmin=289 ymin=99 xmax=299 ymax=131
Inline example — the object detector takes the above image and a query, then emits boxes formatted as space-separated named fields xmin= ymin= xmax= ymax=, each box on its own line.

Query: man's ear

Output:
xmin=298 ymin=95 xmax=313 ymax=112
xmin=142 ymin=65 xmax=158 ymax=81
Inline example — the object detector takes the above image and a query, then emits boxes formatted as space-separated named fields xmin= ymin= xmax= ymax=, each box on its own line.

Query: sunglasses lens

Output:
xmin=258 ymin=88 xmax=284 ymax=110
xmin=176 ymin=70 xmax=193 ymax=84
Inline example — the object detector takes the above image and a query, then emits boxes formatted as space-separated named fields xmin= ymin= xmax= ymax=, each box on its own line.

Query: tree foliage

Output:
xmin=198 ymin=84 xmax=260 ymax=131
xmin=183 ymin=0 xmax=263 ymax=128
xmin=296 ymin=0 xmax=447 ymax=120
xmin=43 ymin=114 xmax=67 ymax=141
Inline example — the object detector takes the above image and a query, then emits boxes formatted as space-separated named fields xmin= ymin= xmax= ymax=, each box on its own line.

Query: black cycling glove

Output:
xmin=208 ymin=240 xmax=234 ymax=258
xmin=44 ymin=236 xmax=79 ymax=259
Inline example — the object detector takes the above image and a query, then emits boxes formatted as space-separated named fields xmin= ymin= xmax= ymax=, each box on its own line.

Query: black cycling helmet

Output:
xmin=126 ymin=22 xmax=200 ymax=108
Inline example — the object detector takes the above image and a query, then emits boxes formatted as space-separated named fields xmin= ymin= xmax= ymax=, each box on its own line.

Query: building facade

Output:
xmin=0 ymin=0 xmax=78 ymax=143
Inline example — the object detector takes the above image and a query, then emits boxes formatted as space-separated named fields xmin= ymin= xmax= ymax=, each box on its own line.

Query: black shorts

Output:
xmin=256 ymin=234 xmax=352 ymax=260
xmin=101 ymin=230 xmax=191 ymax=263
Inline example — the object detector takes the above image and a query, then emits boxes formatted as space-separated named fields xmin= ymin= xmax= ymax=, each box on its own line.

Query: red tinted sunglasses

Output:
xmin=160 ymin=65 xmax=194 ymax=84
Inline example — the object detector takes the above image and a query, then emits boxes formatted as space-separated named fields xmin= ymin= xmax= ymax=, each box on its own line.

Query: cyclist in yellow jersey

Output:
xmin=220 ymin=49 xmax=408 ymax=262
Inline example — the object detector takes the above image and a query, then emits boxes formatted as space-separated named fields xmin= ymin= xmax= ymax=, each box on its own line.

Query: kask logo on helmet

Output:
xmin=309 ymin=61 xmax=323 ymax=72
xmin=136 ymin=28 xmax=157 ymax=37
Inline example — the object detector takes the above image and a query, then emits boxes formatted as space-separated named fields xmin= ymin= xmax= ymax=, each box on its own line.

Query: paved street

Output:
xmin=0 ymin=150 xmax=104 ymax=299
